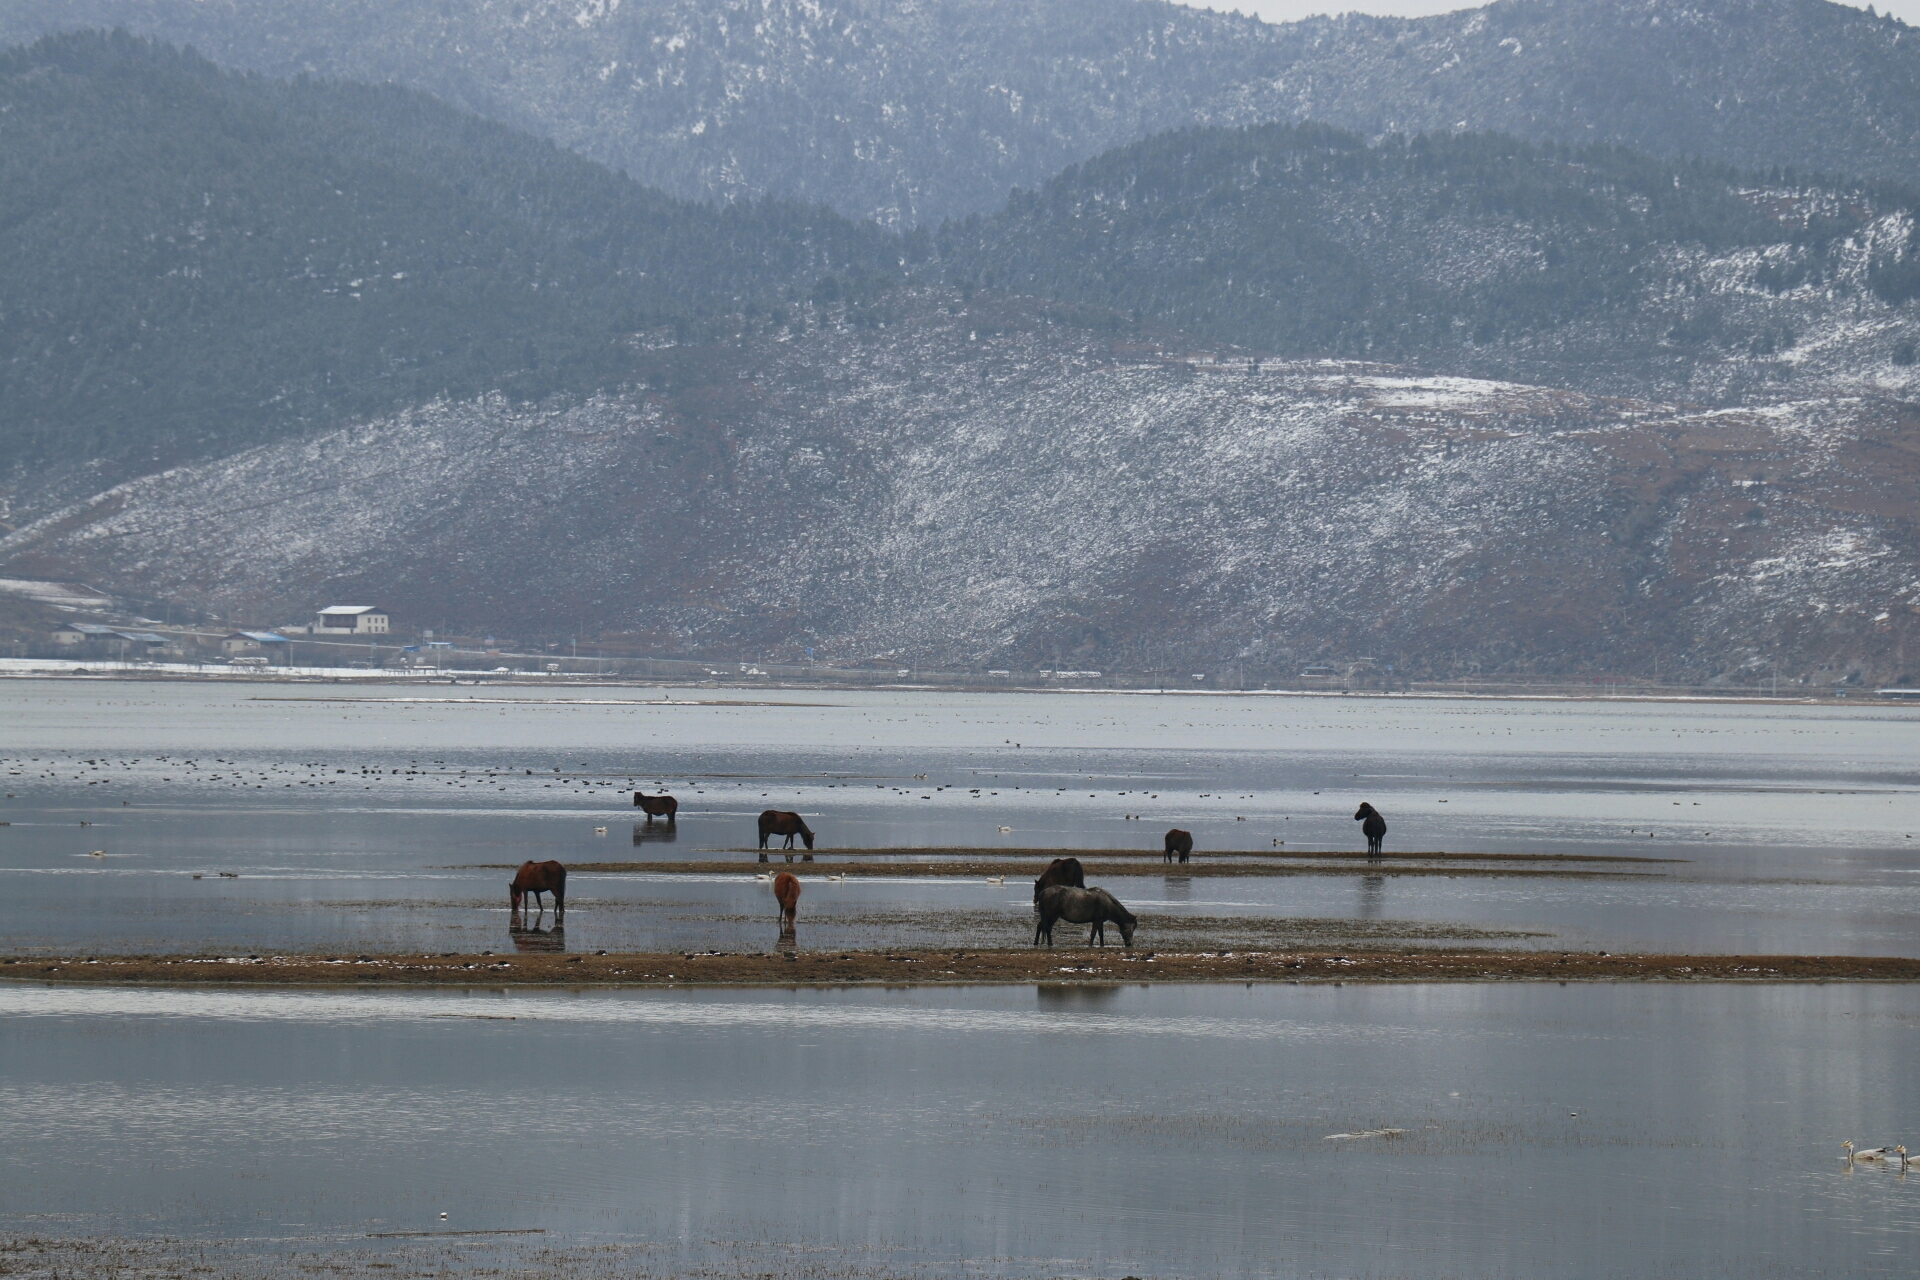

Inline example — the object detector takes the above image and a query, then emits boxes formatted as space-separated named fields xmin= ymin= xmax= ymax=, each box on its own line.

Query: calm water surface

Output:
xmin=3 ymin=681 xmax=1919 ymax=955
xmin=6 ymin=682 xmax=1920 ymax=1274
xmin=1 ymin=982 xmax=1916 ymax=1277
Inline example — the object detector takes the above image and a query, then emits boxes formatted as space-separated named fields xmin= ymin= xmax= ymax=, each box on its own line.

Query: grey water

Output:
xmin=1 ymin=981 xmax=1916 ymax=1277
xmin=3 ymin=681 xmax=1920 ymax=955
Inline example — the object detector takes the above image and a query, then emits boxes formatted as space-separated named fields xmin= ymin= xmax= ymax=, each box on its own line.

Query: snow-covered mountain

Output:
xmin=8 ymin=292 xmax=1915 ymax=683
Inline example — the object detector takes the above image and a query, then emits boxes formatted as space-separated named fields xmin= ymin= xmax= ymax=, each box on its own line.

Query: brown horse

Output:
xmin=1033 ymin=856 xmax=1086 ymax=904
xmin=633 ymin=793 xmax=678 ymax=825
xmin=1164 ymin=828 xmax=1193 ymax=864
xmin=510 ymin=859 xmax=566 ymax=921
xmin=773 ymin=871 xmax=801 ymax=928
xmin=758 ymin=810 xmax=815 ymax=861
xmin=1354 ymin=803 xmax=1387 ymax=856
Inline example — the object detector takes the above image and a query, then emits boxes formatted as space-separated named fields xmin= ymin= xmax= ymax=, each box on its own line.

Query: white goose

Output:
xmin=1843 ymin=1140 xmax=1893 ymax=1162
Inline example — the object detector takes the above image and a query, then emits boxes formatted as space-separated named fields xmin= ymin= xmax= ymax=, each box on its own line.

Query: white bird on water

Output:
xmin=997 ymin=826 xmax=1012 ymax=833
xmin=1843 ymin=1140 xmax=1893 ymax=1162
xmin=826 ymin=873 xmax=847 ymax=882
xmin=985 ymin=875 xmax=1005 ymax=885
xmin=754 ymin=872 xmax=773 ymax=882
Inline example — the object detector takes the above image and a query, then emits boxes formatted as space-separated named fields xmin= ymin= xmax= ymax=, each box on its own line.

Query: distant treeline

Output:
xmin=932 ymin=121 xmax=1920 ymax=362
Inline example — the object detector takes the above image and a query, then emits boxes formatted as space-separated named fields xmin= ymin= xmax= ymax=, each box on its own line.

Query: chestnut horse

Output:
xmin=1033 ymin=856 xmax=1086 ymax=904
xmin=1164 ymin=828 xmax=1193 ymax=864
xmin=510 ymin=859 xmax=566 ymax=920
xmin=1354 ymin=803 xmax=1387 ymax=856
xmin=758 ymin=810 xmax=815 ymax=861
xmin=633 ymin=793 xmax=678 ymax=825
xmin=773 ymin=871 xmax=801 ymax=928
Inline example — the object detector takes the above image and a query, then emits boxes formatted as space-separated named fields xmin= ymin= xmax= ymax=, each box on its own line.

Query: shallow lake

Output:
xmin=3 ymin=681 xmax=1919 ymax=956
xmin=1 ymin=981 xmax=1916 ymax=1277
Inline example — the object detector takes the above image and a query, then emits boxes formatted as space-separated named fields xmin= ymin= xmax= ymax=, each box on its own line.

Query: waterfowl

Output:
xmin=996 ymin=826 xmax=1012 ymax=833
xmin=593 ymin=826 xmax=607 ymax=835
xmin=985 ymin=875 xmax=1006 ymax=885
xmin=753 ymin=872 xmax=773 ymax=882
xmin=88 ymin=849 xmax=105 ymax=857
xmin=826 ymin=873 xmax=847 ymax=882
xmin=1844 ymin=1140 xmax=1893 ymax=1161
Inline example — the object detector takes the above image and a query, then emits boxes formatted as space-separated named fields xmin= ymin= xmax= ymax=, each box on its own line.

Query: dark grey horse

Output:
xmin=1034 ymin=885 xmax=1137 ymax=948
xmin=1354 ymin=802 xmax=1387 ymax=856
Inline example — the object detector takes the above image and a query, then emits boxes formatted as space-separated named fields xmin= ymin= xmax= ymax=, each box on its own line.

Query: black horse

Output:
xmin=1033 ymin=856 xmax=1086 ymax=904
xmin=758 ymin=810 xmax=815 ymax=861
xmin=1354 ymin=803 xmax=1387 ymax=856
xmin=1163 ymin=828 xmax=1193 ymax=864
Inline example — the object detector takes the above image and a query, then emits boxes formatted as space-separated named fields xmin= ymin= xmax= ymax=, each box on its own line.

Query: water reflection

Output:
xmin=1162 ymin=873 xmax=1192 ymax=902
xmin=631 ymin=823 xmax=678 ymax=847
xmin=1358 ymin=874 xmax=1385 ymax=919
xmin=509 ymin=922 xmax=566 ymax=953
xmin=1035 ymin=983 xmax=1122 ymax=1007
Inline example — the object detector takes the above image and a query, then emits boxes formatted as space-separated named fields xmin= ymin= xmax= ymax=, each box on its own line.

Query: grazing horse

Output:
xmin=1164 ymin=828 xmax=1193 ymax=864
xmin=1354 ymin=803 xmax=1387 ymax=856
xmin=633 ymin=792 xmax=678 ymax=825
xmin=773 ymin=871 xmax=801 ymax=928
xmin=758 ymin=810 xmax=815 ymax=861
xmin=510 ymin=859 xmax=566 ymax=921
xmin=1034 ymin=886 xmax=1136 ymax=948
xmin=1033 ymin=856 xmax=1086 ymax=904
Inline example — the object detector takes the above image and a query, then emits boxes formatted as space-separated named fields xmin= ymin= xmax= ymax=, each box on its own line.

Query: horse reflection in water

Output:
xmin=509 ymin=920 xmax=566 ymax=953
xmin=631 ymin=822 xmax=678 ymax=847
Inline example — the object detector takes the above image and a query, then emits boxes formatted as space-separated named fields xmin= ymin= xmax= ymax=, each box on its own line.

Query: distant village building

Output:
xmin=313 ymin=605 xmax=389 ymax=635
xmin=50 ymin=623 xmax=171 ymax=657
xmin=222 ymin=631 xmax=290 ymax=659
xmin=51 ymin=623 xmax=119 ymax=647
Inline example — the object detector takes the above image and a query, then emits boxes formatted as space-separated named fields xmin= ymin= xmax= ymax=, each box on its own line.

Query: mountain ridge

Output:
xmin=5 ymin=0 xmax=1917 ymax=224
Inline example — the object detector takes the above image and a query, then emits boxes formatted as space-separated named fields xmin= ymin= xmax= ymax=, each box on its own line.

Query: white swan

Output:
xmin=753 ymin=872 xmax=773 ymax=882
xmin=985 ymin=875 xmax=1005 ymax=885
xmin=826 ymin=873 xmax=847 ymax=882
xmin=1844 ymin=1140 xmax=1893 ymax=1161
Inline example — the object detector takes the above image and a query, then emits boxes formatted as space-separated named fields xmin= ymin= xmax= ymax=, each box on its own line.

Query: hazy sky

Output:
xmin=1232 ymin=0 xmax=1919 ymax=25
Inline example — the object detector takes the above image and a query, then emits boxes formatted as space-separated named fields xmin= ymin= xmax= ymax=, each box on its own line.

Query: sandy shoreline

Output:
xmin=4 ymin=949 xmax=1915 ymax=986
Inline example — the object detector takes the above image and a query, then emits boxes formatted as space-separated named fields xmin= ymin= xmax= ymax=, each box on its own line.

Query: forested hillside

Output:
xmin=0 ymin=31 xmax=895 ymax=498
xmin=937 ymin=124 xmax=1920 ymax=399
xmin=4 ymin=0 xmax=1917 ymax=224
